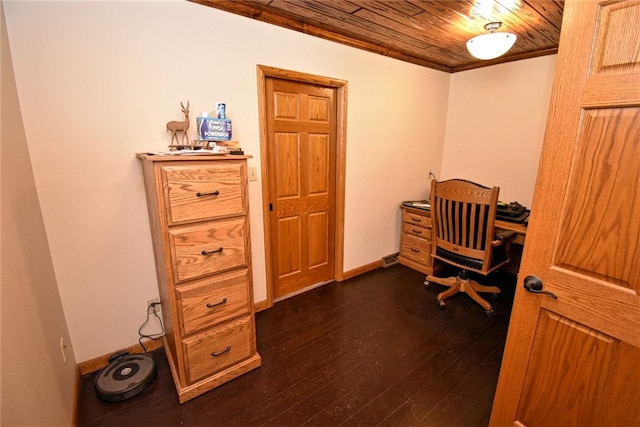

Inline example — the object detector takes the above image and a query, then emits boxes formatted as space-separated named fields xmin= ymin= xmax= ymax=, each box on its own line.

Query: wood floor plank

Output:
xmin=340 ymin=348 xmax=459 ymax=426
xmin=77 ymin=265 xmax=514 ymax=426
xmin=261 ymin=315 xmax=443 ymax=425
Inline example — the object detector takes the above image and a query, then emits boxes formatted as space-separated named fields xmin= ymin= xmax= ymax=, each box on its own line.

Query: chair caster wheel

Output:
xmin=424 ymin=280 xmax=429 ymax=288
xmin=438 ymin=300 xmax=445 ymax=308
xmin=485 ymin=309 xmax=495 ymax=318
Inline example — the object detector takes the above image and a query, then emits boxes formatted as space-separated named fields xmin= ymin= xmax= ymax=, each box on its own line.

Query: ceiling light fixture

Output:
xmin=466 ymin=22 xmax=517 ymax=60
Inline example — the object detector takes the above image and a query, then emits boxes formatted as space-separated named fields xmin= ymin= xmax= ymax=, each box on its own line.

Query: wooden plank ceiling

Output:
xmin=190 ymin=0 xmax=564 ymax=73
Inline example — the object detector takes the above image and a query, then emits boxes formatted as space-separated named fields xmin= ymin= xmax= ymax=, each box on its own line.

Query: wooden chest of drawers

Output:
xmin=397 ymin=206 xmax=434 ymax=275
xmin=137 ymin=154 xmax=261 ymax=403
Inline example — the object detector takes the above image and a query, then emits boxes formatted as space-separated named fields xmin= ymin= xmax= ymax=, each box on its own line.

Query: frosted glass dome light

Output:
xmin=467 ymin=22 xmax=517 ymax=60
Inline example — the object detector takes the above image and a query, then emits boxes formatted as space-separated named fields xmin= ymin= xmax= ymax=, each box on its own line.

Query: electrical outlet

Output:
xmin=59 ymin=337 xmax=67 ymax=363
xmin=146 ymin=297 xmax=161 ymax=315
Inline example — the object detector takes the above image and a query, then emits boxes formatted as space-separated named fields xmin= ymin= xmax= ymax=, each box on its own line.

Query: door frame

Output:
xmin=256 ymin=65 xmax=348 ymax=310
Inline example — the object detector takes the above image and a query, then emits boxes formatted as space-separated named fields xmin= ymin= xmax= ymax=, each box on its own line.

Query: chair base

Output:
xmin=425 ymin=270 xmax=500 ymax=313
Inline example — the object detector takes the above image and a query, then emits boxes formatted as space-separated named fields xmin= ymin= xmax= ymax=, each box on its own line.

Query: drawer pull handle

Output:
xmin=412 ymin=229 xmax=422 ymax=234
xmin=201 ymin=247 xmax=224 ymax=256
xmin=206 ymin=298 xmax=228 ymax=308
xmin=211 ymin=345 xmax=231 ymax=357
xmin=196 ymin=190 xmax=220 ymax=197
xmin=412 ymin=218 xmax=422 ymax=222
xmin=411 ymin=248 xmax=420 ymax=252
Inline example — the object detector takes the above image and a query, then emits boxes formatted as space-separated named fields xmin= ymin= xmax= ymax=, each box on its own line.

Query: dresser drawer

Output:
xmin=402 ymin=222 xmax=431 ymax=239
xmin=169 ymin=217 xmax=247 ymax=283
xmin=402 ymin=210 xmax=431 ymax=228
xmin=183 ymin=316 xmax=253 ymax=384
xmin=400 ymin=234 xmax=431 ymax=265
xmin=176 ymin=269 xmax=251 ymax=335
xmin=162 ymin=162 xmax=244 ymax=225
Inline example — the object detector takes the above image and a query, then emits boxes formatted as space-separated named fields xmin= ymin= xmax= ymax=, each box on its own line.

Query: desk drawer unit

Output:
xmin=398 ymin=206 xmax=435 ymax=275
xmin=401 ymin=234 xmax=431 ymax=264
xmin=402 ymin=222 xmax=430 ymax=239
xmin=137 ymin=154 xmax=261 ymax=403
xmin=403 ymin=210 xmax=432 ymax=229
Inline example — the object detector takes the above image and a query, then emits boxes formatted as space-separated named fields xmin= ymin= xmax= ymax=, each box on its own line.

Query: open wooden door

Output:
xmin=490 ymin=1 xmax=640 ymax=426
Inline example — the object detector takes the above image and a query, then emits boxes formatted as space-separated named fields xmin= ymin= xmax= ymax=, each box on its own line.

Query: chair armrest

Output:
xmin=491 ymin=230 xmax=516 ymax=247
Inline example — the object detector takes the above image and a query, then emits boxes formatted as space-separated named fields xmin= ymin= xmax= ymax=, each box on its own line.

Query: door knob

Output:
xmin=523 ymin=275 xmax=558 ymax=299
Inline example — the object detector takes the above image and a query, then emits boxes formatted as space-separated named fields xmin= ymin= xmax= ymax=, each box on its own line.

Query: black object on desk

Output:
xmin=496 ymin=201 xmax=529 ymax=224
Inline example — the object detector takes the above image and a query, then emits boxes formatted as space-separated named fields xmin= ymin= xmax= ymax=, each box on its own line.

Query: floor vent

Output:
xmin=382 ymin=253 xmax=399 ymax=268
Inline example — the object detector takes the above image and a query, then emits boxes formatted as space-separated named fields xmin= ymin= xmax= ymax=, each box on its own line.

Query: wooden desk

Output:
xmin=397 ymin=205 xmax=527 ymax=276
xmin=494 ymin=218 xmax=527 ymax=245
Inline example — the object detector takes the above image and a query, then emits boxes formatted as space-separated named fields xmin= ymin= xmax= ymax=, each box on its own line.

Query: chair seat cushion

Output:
xmin=436 ymin=247 xmax=508 ymax=272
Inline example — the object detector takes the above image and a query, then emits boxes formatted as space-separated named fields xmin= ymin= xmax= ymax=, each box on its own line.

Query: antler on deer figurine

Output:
xmin=166 ymin=101 xmax=190 ymax=146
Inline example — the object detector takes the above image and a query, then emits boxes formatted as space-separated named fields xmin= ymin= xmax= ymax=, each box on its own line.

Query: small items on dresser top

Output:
xmin=143 ymin=140 xmax=244 ymax=157
xmin=142 ymin=148 xmax=227 ymax=156
xmin=166 ymin=100 xmax=234 ymax=151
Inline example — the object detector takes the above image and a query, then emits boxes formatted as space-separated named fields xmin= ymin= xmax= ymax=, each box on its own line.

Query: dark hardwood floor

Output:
xmin=77 ymin=264 xmax=516 ymax=426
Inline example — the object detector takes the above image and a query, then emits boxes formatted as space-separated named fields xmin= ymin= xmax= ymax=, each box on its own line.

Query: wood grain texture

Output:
xmin=78 ymin=265 xmax=516 ymax=425
xmin=398 ymin=207 xmax=435 ymax=275
xmin=137 ymin=156 xmax=260 ymax=403
xmin=490 ymin=1 xmax=640 ymax=425
xmin=162 ymin=162 xmax=244 ymax=225
xmin=190 ymin=0 xmax=563 ymax=72
xmin=256 ymin=66 xmax=348 ymax=303
xmin=183 ymin=316 xmax=254 ymax=383
xmin=176 ymin=268 xmax=251 ymax=335
xmin=267 ymin=77 xmax=336 ymax=299
xmin=169 ymin=217 xmax=247 ymax=283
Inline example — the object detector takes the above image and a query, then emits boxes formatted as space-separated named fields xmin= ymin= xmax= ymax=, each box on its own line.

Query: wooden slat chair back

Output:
xmin=426 ymin=179 xmax=512 ymax=315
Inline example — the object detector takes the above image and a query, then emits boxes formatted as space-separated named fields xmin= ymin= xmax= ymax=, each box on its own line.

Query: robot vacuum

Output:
xmin=94 ymin=352 xmax=157 ymax=402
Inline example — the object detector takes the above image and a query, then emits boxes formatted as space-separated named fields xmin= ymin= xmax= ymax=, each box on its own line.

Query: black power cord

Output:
xmin=138 ymin=301 xmax=165 ymax=353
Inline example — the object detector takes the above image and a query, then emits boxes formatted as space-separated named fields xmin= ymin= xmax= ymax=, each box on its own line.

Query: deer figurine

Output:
xmin=166 ymin=101 xmax=190 ymax=146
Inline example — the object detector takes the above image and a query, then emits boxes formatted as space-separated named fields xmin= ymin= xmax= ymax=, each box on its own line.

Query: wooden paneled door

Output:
xmin=490 ymin=1 xmax=640 ymax=426
xmin=258 ymin=66 xmax=347 ymax=304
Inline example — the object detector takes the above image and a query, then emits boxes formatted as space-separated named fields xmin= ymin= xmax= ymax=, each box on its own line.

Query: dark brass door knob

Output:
xmin=524 ymin=275 xmax=558 ymax=299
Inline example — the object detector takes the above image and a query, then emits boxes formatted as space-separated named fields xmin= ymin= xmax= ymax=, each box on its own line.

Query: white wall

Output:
xmin=4 ymin=0 xmax=449 ymax=362
xmin=1 ymin=1 xmax=76 ymax=424
xmin=442 ymin=55 xmax=557 ymax=207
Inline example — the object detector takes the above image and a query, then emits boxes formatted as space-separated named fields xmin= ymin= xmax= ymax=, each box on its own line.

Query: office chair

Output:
xmin=424 ymin=179 xmax=514 ymax=316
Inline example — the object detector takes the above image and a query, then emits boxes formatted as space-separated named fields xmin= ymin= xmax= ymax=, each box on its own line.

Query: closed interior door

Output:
xmin=265 ymin=77 xmax=337 ymax=300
